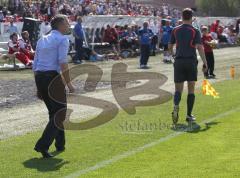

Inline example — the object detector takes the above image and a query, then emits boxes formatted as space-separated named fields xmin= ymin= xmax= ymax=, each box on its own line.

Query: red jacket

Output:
xmin=104 ymin=28 xmax=118 ymax=43
xmin=8 ymin=40 xmax=19 ymax=54
xmin=210 ymin=22 xmax=219 ymax=33
xmin=202 ymin=34 xmax=213 ymax=53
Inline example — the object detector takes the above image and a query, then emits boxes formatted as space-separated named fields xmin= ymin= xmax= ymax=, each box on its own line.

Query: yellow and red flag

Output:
xmin=202 ymin=80 xmax=219 ymax=98
xmin=230 ymin=66 xmax=235 ymax=79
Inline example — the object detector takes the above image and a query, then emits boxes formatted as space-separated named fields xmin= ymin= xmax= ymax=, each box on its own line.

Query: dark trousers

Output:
xmin=151 ymin=35 xmax=158 ymax=55
xmin=140 ymin=44 xmax=150 ymax=66
xmin=74 ymin=38 xmax=84 ymax=61
xmin=205 ymin=51 xmax=215 ymax=75
xmin=34 ymin=71 xmax=67 ymax=151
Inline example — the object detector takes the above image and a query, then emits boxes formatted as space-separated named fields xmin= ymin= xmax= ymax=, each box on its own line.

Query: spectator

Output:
xmin=103 ymin=25 xmax=120 ymax=58
xmin=0 ymin=11 xmax=4 ymax=22
xmin=2 ymin=7 xmax=8 ymax=17
xmin=8 ymin=18 xmax=18 ymax=35
xmin=236 ymin=19 xmax=240 ymax=37
xmin=5 ymin=1 xmax=181 ymax=19
xmin=8 ymin=33 xmax=32 ymax=66
xmin=19 ymin=31 xmax=35 ymax=61
xmin=150 ymin=21 xmax=160 ymax=56
xmin=96 ymin=4 xmax=104 ymax=15
xmin=94 ymin=28 xmax=102 ymax=43
xmin=228 ymin=25 xmax=236 ymax=44
xmin=73 ymin=16 xmax=84 ymax=64
xmin=210 ymin=20 xmax=220 ymax=40
xmin=177 ymin=19 xmax=183 ymax=26
xmin=120 ymin=26 xmax=138 ymax=50
xmin=79 ymin=47 xmax=105 ymax=62
xmin=59 ymin=4 xmax=72 ymax=15
xmin=161 ymin=19 xmax=173 ymax=63
xmin=217 ymin=25 xmax=228 ymax=43
xmin=201 ymin=26 xmax=216 ymax=79
xmin=138 ymin=22 xmax=154 ymax=69
xmin=47 ymin=1 xmax=56 ymax=21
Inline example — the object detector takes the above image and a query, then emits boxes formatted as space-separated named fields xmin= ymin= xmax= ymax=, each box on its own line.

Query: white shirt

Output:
xmin=40 ymin=22 xmax=52 ymax=37
xmin=18 ymin=39 xmax=25 ymax=49
xmin=150 ymin=24 xmax=160 ymax=35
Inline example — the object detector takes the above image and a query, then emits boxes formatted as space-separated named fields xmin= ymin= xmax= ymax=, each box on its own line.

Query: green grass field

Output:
xmin=1 ymin=79 xmax=240 ymax=178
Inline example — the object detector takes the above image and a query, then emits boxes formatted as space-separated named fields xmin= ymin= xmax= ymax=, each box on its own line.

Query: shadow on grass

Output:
xmin=23 ymin=157 xmax=69 ymax=172
xmin=171 ymin=121 xmax=220 ymax=134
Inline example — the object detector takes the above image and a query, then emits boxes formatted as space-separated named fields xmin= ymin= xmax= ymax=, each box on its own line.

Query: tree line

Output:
xmin=196 ymin=0 xmax=240 ymax=17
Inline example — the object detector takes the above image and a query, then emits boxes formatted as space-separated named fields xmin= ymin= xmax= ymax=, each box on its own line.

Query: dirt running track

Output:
xmin=0 ymin=47 xmax=240 ymax=140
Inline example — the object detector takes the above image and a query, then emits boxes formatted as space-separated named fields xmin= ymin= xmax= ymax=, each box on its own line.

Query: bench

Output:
xmin=0 ymin=47 xmax=25 ymax=70
xmin=68 ymin=50 xmax=76 ymax=61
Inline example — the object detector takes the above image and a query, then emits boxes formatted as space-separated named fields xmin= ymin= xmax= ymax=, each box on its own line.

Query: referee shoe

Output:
xmin=186 ymin=115 xmax=196 ymax=123
xmin=172 ymin=105 xmax=179 ymax=125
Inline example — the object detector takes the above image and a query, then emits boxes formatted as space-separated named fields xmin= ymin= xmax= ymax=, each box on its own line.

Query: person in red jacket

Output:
xmin=103 ymin=25 xmax=120 ymax=59
xmin=19 ymin=31 xmax=35 ymax=61
xmin=210 ymin=20 xmax=220 ymax=40
xmin=201 ymin=26 xmax=216 ymax=79
xmin=8 ymin=33 xmax=32 ymax=66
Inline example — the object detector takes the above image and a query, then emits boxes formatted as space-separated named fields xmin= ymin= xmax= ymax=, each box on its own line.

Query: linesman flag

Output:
xmin=202 ymin=80 xmax=219 ymax=98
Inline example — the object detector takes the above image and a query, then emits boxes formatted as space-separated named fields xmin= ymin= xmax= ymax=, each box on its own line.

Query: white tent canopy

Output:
xmin=82 ymin=15 xmax=161 ymax=28
xmin=82 ymin=15 xmax=239 ymax=28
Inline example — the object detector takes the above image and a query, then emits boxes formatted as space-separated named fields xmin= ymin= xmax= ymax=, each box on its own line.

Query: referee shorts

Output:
xmin=174 ymin=59 xmax=198 ymax=83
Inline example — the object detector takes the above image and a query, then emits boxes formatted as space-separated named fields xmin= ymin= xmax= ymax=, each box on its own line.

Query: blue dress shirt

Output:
xmin=33 ymin=30 xmax=69 ymax=73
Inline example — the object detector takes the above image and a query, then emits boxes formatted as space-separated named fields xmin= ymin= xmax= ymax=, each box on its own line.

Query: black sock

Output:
xmin=187 ymin=94 xmax=195 ymax=116
xmin=174 ymin=91 xmax=182 ymax=106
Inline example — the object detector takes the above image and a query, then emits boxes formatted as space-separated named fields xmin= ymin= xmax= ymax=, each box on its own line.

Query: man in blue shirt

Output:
xmin=33 ymin=14 xmax=75 ymax=158
xmin=73 ymin=16 xmax=84 ymax=64
xmin=8 ymin=18 xmax=18 ymax=35
xmin=161 ymin=19 xmax=173 ymax=63
xmin=138 ymin=22 xmax=154 ymax=69
xmin=0 ymin=11 xmax=4 ymax=22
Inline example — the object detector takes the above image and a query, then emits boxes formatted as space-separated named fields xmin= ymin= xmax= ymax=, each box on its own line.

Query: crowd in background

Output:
xmin=0 ymin=0 xmax=181 ymax=22
xmin=2 ymin=15 xmax=240 ymax=65
xmin=1 ymin=0 xmax=239 ymax=48
xmin=82 ymin=19 xmax=240 ymax=49
xmin=0 ymin=1 xmax=240 ymax=67
xmin=209 ymin=20 xmax=239 ymax=45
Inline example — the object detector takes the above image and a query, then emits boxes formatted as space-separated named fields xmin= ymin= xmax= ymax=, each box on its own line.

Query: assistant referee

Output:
xmin=168 ymin=8 xmax=208 ymax=124
xmin=33 ymin=15 xmax=75 ymax=158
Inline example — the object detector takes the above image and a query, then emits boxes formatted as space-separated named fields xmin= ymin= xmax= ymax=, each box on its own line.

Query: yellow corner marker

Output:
xmin=230 ymin=66 xmax=235 ymax=79
xmin=202 ymin=80 xmax=219 ymax=98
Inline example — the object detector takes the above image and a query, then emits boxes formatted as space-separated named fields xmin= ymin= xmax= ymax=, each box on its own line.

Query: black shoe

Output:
xmin=73 ymin=60 xmax=82 ymax=64
xmin=210 ymin=74 xmax=216 ymax=78
xmin=209 ymin=75 xmax=216 ymax=79
xmin=34 ymin=147 xmax=54 ymax=158
xmin=205 ymin=75 xmax=211 ymax=79
xmin=186 ymin=115 xmax=196 ymax=123
xmin=143 ymin=65 xmax=150 ymax=69
xmin=140 ymin=65 xmax=149 ymax=69
xmin=56 ymin=147 xmax=65 ymax=152
xmin=140 ymin=65 xmax=145 ymax=69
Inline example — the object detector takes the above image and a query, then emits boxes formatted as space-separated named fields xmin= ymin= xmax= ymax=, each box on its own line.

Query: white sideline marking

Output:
xmin=65 ymin=107 xmax=240 ymax=178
